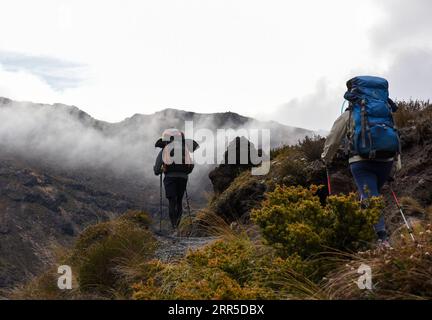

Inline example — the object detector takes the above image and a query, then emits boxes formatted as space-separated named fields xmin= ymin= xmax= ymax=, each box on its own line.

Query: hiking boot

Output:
xmin=377 ymin=230 xmax=388 ymax=241
xmin=377 ymin=239 xmax=392 ymax=250
xmin=171 ymin=229 xmax=179 ymax=238
xmin=376 ymin=230 xmax=392 ymax=249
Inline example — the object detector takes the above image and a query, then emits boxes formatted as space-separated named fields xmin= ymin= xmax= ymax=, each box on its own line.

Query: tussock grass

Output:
xmin=394 ymin=100 xmax=432 ymax=129
xmin=323 ymin=224 xmax=432 ymax=299
xmin=9 ymin=210 xmax=156 ymax=300
xmin=400 ymin=197 xmax=426 ymax=217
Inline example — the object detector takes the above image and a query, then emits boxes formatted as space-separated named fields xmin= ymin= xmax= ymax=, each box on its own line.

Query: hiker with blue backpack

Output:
xmin=321 ymin=76 xmax=401 ymax=246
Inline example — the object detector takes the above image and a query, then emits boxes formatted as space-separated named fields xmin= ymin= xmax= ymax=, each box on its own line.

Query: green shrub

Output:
xmin=251 ymin=185 xmax=383 ymax=259
xmin=132 ymin=236 xmax=321 ymax=300
xmin=278 ymin=158 xmax=308 ymax=186
xmin=270 ymin=146 xmax=310 ymax=187
xmin=298 ymin=135 xmax=325 ymax=162
xmin=270 ymin=145 xmax=293 ymax=160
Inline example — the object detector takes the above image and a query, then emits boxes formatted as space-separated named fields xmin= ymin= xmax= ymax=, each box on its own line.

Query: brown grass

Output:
xmin=323 ymin=220 xmax=432 ymax=299
xmin=394 ymin=100 xmax=432 ymax=128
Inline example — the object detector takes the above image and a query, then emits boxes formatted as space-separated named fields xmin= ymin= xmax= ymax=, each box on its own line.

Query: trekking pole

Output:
xmin=389 ymin=184 xmax=416 ymax=242
xmin=326 ymin=166 xmax=332 ymax=195
xmin=159 ymin=173 xmax=163 ymax=233
xmin=185 ymin=188 xmax=193 ymax=237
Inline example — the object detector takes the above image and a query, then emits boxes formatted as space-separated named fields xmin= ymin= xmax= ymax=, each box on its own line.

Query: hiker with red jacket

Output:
xmin=321 ymin=76 xmax=401 ymax=246
xmin=154 ymin=129 xmax=195 ymax=232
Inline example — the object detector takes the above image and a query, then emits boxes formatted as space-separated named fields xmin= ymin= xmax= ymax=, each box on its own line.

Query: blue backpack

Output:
xmin=344 ymin=76 xmax=400 ymax=159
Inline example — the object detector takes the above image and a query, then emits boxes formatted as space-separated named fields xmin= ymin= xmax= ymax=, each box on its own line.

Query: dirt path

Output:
xmin=154 ymin=233 xmax=219 ymax=262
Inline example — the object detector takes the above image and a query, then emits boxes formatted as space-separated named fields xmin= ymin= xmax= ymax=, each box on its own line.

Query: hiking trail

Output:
xmin=154 ymin=233 xmax=218 ymax=262
xmin=153 ymin=199 xmax=219 ymax=262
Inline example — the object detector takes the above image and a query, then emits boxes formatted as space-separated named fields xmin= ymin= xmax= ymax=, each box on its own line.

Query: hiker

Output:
xmin=154 ymin=129 xmax=195 ymax=232
xmin=321 ymin=76 xmax=401 ymax=245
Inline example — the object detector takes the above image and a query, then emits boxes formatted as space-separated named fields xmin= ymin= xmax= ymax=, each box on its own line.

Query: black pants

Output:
xmin=164 ymin=176 xmax=188 ymax=229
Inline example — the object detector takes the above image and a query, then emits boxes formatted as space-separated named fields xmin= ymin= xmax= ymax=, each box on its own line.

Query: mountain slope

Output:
xmin=0 ymin=97 xmax=314 ymax=289
xmin=14 ymin=100 xmax=432 ymax=300
xmin=0 ymin=97 xmax=314 ymax=209
xmin=0 ymin=157 xmax=136 ymax=288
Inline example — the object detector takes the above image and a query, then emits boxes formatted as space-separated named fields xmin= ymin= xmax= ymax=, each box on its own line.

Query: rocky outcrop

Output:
xmin=391 ymin=121 xmax=432 ymax=206
xmin=208 ymin=136 xmax=260 ymax=194
xmin=207 ymin=137 xmax=267 ymax=221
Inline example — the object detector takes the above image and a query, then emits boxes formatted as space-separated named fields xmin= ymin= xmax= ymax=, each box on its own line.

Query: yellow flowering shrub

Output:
xmin=251 ymin=185 xmax=383 ymax=259
xmin=132 ymin=236 xmax=316 ymax=300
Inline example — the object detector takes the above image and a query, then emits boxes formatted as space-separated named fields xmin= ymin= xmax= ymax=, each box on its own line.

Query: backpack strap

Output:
xmin=344 ymin=103 xmax=353 ymax=156
xmin=359 ymin=99 xmax=377 ymax=159
xmin=360 ymin=99 xmax=367 ymax=149
xmin=368 ymin=129 xmax=376 ymax=159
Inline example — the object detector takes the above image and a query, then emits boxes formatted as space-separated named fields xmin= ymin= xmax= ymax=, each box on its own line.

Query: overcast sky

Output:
xmin=0 ymin=0 xmax=431 ymax=130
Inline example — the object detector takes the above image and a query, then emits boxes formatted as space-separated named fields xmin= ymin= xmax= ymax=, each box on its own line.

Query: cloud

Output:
xmin=386 ymin=49 xmax=432 ymax=101
xmin=0 ymin=64 xmax=61 ymax=103
xmin=0 ymin=0 xmax=381 ymax=126
xmin=264 ymin=0 xmax=432 ymax=130
xmin=262 ymin=79 xmax=345 ymax=131
xmin=0 ymin=51 xmax=87 ymax=90
xmin=367 ymin=0 xmax=432 ymax=100
xmin=0 ymin=1 xmax=430 ymax=130
xmin=371 ymin=0 xmax=432 ymax=51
